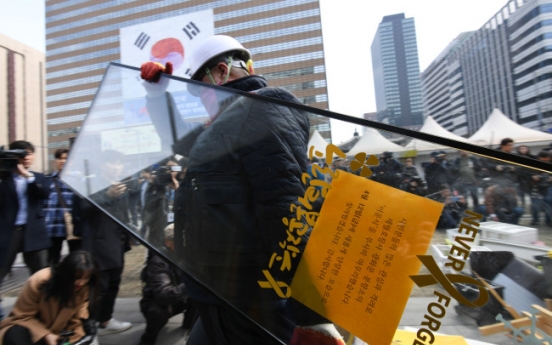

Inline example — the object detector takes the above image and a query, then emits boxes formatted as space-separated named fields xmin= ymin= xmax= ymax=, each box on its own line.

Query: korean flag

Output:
xmin=120 ymin=9 xmax=215 ymax=79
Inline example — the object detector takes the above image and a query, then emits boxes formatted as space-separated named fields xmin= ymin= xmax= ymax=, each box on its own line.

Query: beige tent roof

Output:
xmin=468 ymin=108 xmax=552 ymax=146
xmin=307 ymin=130 xmax=329 ymax=157
xmin=347 ymin=127 xmax=409 ymax=156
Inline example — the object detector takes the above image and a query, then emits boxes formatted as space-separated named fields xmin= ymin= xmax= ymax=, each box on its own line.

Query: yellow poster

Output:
xmin=291 ymin=171 xmax=443 ymax=345
xmin=392 ymin=329 xmax=468 ymax=345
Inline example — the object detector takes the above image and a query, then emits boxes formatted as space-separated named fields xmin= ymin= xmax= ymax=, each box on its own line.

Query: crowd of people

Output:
xmin=0 ymin=34 xmax=344 ymax=345
xmin=1 ymin=33 xmax=551 ymax=345
xmin=324 ymin=138 xmax=552 ymax=230
xmin=0 ymin=142 xmax=198 ymax=345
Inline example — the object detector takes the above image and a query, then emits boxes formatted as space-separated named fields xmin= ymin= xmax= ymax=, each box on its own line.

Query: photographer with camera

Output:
xmin=402 ymin=174 xmax=427 ymax=197
xmin=400 ymin=158 xmax=426 ymax=194
xmin=431 ymin=184 xmax=467 ymax=230
xmin=0 ymin=141 xmax=51 ymax=321
xmin=371 ymin=151 xmax=403 ymax=189
xmin=142 ymin=157 xmax=182 ymax=248
xmin=0 ymin=250 xmax=99 ymax=345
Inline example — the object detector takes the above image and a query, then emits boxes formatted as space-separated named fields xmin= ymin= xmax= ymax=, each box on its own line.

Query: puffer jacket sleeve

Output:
xmin=238 ymin=88 xmax=310 ymax=254
xmin=237 ymin=89 xmax=330 ymax=327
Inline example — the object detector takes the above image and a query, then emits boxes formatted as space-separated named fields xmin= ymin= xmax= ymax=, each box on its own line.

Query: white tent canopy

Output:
xmin=347 ymin=127 xmax=409 ymax=156
xmin=404 ymin=116 xmax=471 ymax=152
xmin=307 ymin=130 xmax=328 ymax=157
xmin=468 ymin=108 xmax=552 ymax=146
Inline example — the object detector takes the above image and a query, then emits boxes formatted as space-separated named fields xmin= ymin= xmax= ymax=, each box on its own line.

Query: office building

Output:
xmin=45 ymin=0 xmax=330 ymax=163
xmin=421 ymin=0 xmax=552 ymax=136
xmin=420 ymin=33 xmax=472 ymax=136
xmin=0 ymin=33 xmax=48 ymax=172
xmin=510 ymin=0 xmax=552 ymax=131
xmin=371 ymin=13 xmax=423 ymax=128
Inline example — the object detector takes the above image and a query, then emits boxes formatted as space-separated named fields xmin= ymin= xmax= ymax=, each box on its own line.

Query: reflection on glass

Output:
xmin=62 ymin=63 xmax=552 ymax=345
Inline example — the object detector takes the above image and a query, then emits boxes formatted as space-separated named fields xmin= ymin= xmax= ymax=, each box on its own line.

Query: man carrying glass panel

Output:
xmin=141 ymin=35 xmax=345 ymax=345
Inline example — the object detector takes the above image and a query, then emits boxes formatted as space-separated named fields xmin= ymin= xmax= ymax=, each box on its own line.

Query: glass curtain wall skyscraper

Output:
xmin=420 ymin=32 xmax=473 ymax=136
xmin=45 ymin=0 xmax=330 ymax=163
xmin=510 ymin=0 xmax=552 ymax=131
xmin=371 ymin=13 xmax=423 ymax=128
xmin=421 ymin=0 xmax=552 ymax=136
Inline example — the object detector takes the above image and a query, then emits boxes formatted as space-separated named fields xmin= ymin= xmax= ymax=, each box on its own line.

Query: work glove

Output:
xmin=290 ymin=323 xmax=346 ymax=345
xmin=140 ymin=61 xmax=173 ymax=82
xmin=140 ymin=61 xmax=173 ymax=97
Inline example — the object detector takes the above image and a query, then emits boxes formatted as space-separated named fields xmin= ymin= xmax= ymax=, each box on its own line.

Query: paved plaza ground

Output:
xmin=1 ymin=212 xmax=551 ymax=344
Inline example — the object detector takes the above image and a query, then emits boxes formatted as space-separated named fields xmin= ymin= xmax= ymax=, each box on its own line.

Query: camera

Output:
xmin=152 ymin=165 xmax=181 ymax=186
xmin=120 ymin=176 xmax=139 ymax=190
xmin=380 ymin=151 xmax=393 ymax=162
xmin=0 ymin=146 xmax=28 ymax=172
xmin=57 ymin=330 xmax=74 ymax=345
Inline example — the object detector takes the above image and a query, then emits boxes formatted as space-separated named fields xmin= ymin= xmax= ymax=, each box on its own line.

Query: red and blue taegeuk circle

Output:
xmin=149 ymin=38 xmax=184 ymax=70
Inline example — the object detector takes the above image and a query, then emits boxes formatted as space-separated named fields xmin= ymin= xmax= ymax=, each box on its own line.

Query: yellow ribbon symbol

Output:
xmin=258 ymin=269 xmax=291 ymax=298
xmin=410 ymin=255 xmax=489 ymax=308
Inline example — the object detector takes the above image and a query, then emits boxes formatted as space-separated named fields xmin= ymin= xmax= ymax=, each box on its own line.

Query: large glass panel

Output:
xmin=62 ymin=63 xmax=551 ymax=345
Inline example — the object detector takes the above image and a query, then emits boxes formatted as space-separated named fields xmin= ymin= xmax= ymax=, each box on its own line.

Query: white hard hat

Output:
xmin=189 ymin=35 xmax=251 ymax=81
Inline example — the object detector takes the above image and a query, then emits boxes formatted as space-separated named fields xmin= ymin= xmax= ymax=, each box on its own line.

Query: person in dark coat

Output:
xmin=526 ymin=151 xmax=552 ymax=226
xmin=137 ymin=224 xmax=197 ymax=345
xmin=478 ymin=182 xmax=524 ymax=224
xmin=371 ymin=151 xmax=403 ymax=188
xmin=141 ymin=35 xmax=343 ymax=345
xmin=0 ymin=141 xmax=51 ymax=320
xmin=483 ymin=138 xmax=518 ymax=185
xmin=402 ymin=158 xmax=419 ymax=178
xmin=141 ymin=165 xmax=168 ymax=248
xmin=423 ymin=151 xmax=450 ymax=196
xmin=79 ymin=149 xmax=132 ymax=336
xmin=432 ymin=184 xmax=467 ymax=230
xmin=516 ymin=144 xmax=536 ymax=207
xmin=451 ymin=150 xmax=481 ymax=209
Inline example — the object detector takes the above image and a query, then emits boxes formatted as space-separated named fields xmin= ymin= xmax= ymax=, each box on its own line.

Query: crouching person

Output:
xmin=0 ymin=250 xmax=99 ymax=345
xmin=138 ymin=224 xmax=197 ymax=345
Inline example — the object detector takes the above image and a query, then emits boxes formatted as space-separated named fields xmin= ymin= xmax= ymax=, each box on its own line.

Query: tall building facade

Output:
xmin=0 ymin=33 xmax=48 ymax=172
xmin=421 ymin=0 xmax=552 ymax=136
xmin=371 ymin=13 xmax=423 ymax=128
xmin=45 ymin=0 xmax=330 ymax=164
xmin=420 ymin=33 xmax=473 ymax=136
xmin=510 ymin=0 xmax=552 ymax=131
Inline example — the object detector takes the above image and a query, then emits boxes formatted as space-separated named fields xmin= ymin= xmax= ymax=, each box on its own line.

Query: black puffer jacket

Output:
xmin=146 ymin=76 xmax=326 ymax=333
xmin=180 ymin=76 xmax=310 ymax=305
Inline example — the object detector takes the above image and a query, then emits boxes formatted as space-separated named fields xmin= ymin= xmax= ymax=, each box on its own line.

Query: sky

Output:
xmin=0 ymin=0 xmax=510 ymax=142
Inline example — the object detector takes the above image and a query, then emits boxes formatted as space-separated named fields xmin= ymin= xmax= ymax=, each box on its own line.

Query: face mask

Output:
xmin=199 ymin=84 xmax=221 ymax=121
xmin=198 ymin=59 xmax=238 ymax=121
